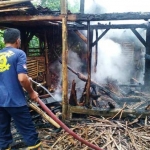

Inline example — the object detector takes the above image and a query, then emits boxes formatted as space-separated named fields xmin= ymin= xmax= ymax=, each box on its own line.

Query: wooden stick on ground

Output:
xmin=112 ymin=103 xmax=127 ymax=119
xmin=28 ymin=102 xmax=60 ymax=128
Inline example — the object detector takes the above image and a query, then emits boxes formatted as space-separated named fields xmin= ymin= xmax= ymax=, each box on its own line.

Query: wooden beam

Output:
xmin=0 ymin=0 xmax=31 ymax=8
xmin=131 ymin=28 xmax=147 ymax=47
xmin=91 ymin=29 xmax=109 ymax=47
xmin=0 ymin=15 xmax=71 ymax=22
xmin=74 ymin=30 xmax=87 ymax=43
xmin=76 ymin=12 xmax=150 ymax=21
xmin=0 ymin=7 xmax=30 ymax=12
xmin=1 ymin=12 xmax=150 ymax=22
xmin=69 ymin=24 xmax=148 ymax=30
xmin=68 ymin=106 xmax=150 ymax=119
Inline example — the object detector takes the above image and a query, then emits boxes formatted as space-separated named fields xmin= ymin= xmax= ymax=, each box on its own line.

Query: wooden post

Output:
xmin=61 ymin=0 xmax=68 ymax=121
xmin=60 ymin=0 xmax=67 ymax=14
xmin=94 ymin=29 xmax=98 ymax=72
xmin=20 ymin=29 xmax=26 ymax=52
xmin=145 ymin=25 xmax=150 ymax=87
xmin=86 ymin=21 xmax=93 ymax=108
xmin=44 ymin=33 xmax=51 ymax=88
xmin=80 ymin=0 xmax=85 ymax=14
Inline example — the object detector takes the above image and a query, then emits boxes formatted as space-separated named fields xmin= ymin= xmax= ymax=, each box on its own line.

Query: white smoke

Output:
xmin=92 ymin=39 xmax=131 ymax=84
xmin=50 ymin=50 xmax=85 ymax=100
xmin=90 ymin=28 xmax=146 ymax=84
xmin=83 ymin=0 xmax=147 ymax=84
xmin=67 ymin=51 xmax=85 ymax=99
xmin=50 ymin=51 xmax=84 ymax=88
xmin=84 ymin=0 xmax=150 ymax=13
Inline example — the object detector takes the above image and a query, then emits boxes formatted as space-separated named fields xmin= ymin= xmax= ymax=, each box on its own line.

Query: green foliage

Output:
xmin=0 ymin=30 xmax=5 ymax=49
xmin=32 ymin=0 xmax=80 ymax=13
xmin=37 ymin=0 xmax=60 ymax=11
xmin=29 ymin=36 xmax=39 ymax=48
xmin=68 ymin=0 xmax=80 ymax=13
xmin=28 ymin=36 xmax=40 ymax=56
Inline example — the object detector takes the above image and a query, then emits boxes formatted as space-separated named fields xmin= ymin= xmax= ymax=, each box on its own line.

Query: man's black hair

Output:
xmin=3 ymin=28 xmax=20 ymax=44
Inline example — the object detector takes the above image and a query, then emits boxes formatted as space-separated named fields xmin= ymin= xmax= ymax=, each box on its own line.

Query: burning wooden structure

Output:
xmin=0 ymin=0 xmax=150 ymax=123
xmin=1 ymin=0 xmax=150 ymax=149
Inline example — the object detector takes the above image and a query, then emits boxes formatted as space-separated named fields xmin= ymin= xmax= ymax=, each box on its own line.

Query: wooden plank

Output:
xmin=74 ymin=30 xmax=87 ymax=43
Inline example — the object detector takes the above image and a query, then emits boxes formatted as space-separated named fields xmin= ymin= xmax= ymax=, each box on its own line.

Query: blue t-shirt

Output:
xmin=0 ymin=47 xmax=27 ymax=107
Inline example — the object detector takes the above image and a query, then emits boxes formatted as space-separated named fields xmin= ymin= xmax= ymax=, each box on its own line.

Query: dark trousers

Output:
xmin=0 ymin=106 xmax=39 ymax=149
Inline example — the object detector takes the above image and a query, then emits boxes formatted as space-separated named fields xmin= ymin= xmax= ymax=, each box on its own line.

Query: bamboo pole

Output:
xmin=61 ymin=0 xmax=68 ymax=121
xmin=28 ymin=102 xmax=60 ymax=128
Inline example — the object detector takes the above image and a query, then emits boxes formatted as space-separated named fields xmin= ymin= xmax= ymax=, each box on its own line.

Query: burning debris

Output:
xmin=37 ymin=115 xmax=150 ymax=150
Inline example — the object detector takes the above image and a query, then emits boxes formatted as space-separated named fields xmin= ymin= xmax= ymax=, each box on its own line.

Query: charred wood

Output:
xmin=92 ymin=29 xmax=109 ymax=47
xmin=56 ymin=56 xmax=121 ymax=103
xmin=79 ymin=82 xmax=87 ymax=106
xmin=69 ymin=106 xmax=150 ymax=119
xmin=69 ymin=23 xmax=148 ymax=30
xmin=131 ymin=28 xmax=146 ymax=47
xmin=145 ymin=104 xmax=150 ymax=110
xmin=1 ymin=12 xmax=150 ymax=22
xmin=69 ymin=80 xmax=78 ymax=106
xmin=86 ymin=21 xmax=93 ymax=108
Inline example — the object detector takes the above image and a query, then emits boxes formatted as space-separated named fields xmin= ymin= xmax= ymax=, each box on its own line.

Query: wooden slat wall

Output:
xmin=27 ymin=56 xmax=45 ymax=80
xmin=27 ymin=59 xmax=38 ymax=79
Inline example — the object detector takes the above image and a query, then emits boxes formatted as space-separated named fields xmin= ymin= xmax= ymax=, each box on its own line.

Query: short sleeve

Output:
xmin=17 ymin=51 xmax=27 ymax=74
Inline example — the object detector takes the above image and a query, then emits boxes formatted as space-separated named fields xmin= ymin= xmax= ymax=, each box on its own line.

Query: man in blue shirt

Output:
xmin=0 ymin=28 xmax=42 ymax=150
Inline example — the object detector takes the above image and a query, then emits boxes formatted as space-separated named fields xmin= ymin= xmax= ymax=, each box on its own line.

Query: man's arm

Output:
xmin=18 ymin=73 xmax=38 ymax=102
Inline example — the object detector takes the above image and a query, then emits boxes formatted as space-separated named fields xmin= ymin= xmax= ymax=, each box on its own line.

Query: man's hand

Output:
xmin=29 ymin=91 xmax=39 ymax=102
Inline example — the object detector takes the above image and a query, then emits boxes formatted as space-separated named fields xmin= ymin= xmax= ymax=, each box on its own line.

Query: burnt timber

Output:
xmin=68 ymin=106 xmax=150 ymax=119
xmin=1 ymin=12 xmax=150 ymax=22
